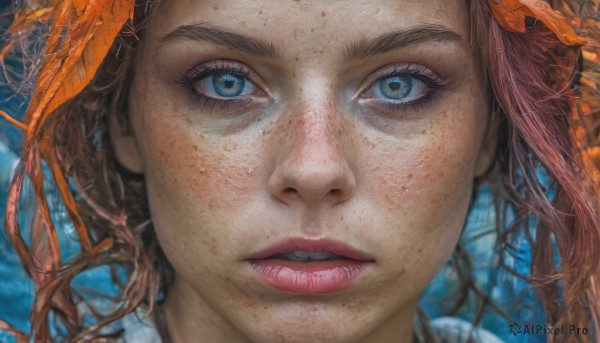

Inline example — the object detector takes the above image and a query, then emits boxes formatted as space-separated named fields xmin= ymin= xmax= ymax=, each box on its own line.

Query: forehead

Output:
xmin=148 ymin=0 xmax=471 ymax=52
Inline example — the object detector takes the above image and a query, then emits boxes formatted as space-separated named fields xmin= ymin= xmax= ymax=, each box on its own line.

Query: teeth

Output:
xmin=293 ymin=251 xmax=311 ymax=259
xmin=281 ymin=251 xmax=341 ymax=262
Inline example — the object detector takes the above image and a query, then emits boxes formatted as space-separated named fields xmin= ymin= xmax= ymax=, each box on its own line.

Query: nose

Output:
xmin=268 ymin=107 xmax=356 ymax=207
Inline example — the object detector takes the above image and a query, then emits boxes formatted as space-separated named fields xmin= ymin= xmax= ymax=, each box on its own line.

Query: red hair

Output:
xmin=485 ymin=7 xmax=600 ymax=338
xmin=1 ymin=0 xmax=599 ymax=342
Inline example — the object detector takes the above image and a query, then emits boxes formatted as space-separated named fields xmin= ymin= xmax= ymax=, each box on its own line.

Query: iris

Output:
xmin=212 ymin=73 xmax=245 ymax=97
xmin=378 ymin=76 xmax=412 ymax=100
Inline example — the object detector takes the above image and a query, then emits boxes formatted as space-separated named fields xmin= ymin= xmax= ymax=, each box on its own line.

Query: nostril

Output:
xmin=284 ymin=187 xmax=297 ymax=194
xmin=329 ymin=189 xmax=341 ymax=196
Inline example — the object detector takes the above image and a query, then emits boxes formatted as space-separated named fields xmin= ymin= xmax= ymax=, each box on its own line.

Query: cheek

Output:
xmin=371 ymin=137 xmax=476 ymax=215
xmin=134 ymin=114 xmax=263 ymax=268
xmin=363 ymin=110 xmax=485 ymax=263
xmin=141 ymin=119 xmax=257 ymax=213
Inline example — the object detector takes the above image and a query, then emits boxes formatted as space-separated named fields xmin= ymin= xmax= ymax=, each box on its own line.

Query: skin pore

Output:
xmin=110 ymin=0 xmax=495 ymax=342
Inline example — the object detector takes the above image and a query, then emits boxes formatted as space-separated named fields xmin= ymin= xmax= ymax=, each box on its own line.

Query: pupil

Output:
xmin=389 ymin=82 xmax=401 ymax=91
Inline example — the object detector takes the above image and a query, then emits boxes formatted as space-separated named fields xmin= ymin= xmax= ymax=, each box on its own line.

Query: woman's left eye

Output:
xmin=365 ymin=75 xmax=428 ymax=103
xmin=358 ymin=64 xmax=448 ymax=113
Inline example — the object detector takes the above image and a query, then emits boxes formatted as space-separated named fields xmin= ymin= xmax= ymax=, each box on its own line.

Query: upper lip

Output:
xmin=245 ymin=238 xmax=375 ymax=262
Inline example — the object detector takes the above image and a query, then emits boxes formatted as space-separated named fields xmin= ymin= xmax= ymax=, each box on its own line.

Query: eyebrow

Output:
xmin=159 ymin=23 xmax=280 ymax=58
xmin=158 ymin=23 xmax=462 ymax=61
xmin=344 ymin=24 xmax=463 ymax=61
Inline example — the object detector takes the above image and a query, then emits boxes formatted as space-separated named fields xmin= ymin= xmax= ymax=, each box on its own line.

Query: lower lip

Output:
xmin=247 ymin=259 xmax=370 ymax=294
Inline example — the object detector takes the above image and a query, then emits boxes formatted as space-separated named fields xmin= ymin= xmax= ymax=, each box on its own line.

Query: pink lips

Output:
xmin=245 ymin=238 xmax=374 ymax=295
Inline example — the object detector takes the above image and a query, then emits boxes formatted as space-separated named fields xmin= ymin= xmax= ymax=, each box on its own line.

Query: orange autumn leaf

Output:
xmin=489 ymin=0 xmax=586 ymax=45
xmin=24 ymin=0 xmax=134 ymax=132
xmin=5 ymin=0 xmax=134 ymax=256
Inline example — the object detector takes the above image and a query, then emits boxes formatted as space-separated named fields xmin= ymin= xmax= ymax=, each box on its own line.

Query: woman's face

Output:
xmin=112 ymin=0 xmax=493 ymax=341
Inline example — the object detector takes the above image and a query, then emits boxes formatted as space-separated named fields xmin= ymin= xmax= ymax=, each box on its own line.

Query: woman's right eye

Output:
xmin=193 ymin=72 xmax=258 ymax=99
xmin=177 ymin=61 xmax=264 ymax=112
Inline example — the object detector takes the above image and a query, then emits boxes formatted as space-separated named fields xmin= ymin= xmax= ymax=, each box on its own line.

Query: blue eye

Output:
xmin=195 ymin=72 xmax=257 ymax=99
xmin=178 ymin=61 xmax=269 ymax=113
xmin=371 ymin=75 xmax=427 ymax=102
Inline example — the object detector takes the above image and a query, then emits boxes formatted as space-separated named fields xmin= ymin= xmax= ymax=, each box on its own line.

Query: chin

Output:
xmin=237 ymin=300 xmax=383 ymax=343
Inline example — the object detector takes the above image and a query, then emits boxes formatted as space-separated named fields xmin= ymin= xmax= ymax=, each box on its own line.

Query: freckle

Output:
xmin=213 ymin=5 xmax=219 ymax=9
xmin=385 ymin=193 xmax=394 ymax=205
xmin=192 ymin=145 xmax=198 ymax=151
xmin=408 ymin=173 xmax=413 ymax=179
xmin=321 ymin=11 xmax=326 ymax=17
xmin=310 ymin=28 xmax=315 ymax=33
xmin=295 ymin=57 xmax=300 ymax=62
xmin=420 ymin=130 xmax=426 ymax=134
xmin=208 ymin=201 xmax=215 ymax=210
xmin=210 ymin=237 xmax=217 ymax=254
xmin=258 ymin=9 xmax=263 ymax=14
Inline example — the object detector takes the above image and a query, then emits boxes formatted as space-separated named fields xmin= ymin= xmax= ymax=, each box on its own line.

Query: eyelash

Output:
xmin=177 ymin=61 xmax=255 ymax=112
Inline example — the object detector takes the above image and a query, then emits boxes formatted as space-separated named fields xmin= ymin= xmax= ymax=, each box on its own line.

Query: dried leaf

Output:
xmin=7 ymin=0 xmax=134 ymax=256
xmin=25 ymin=0 xmax=134 ymax=130
xmin=489 ymin=0 xmax=586 ymax=45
